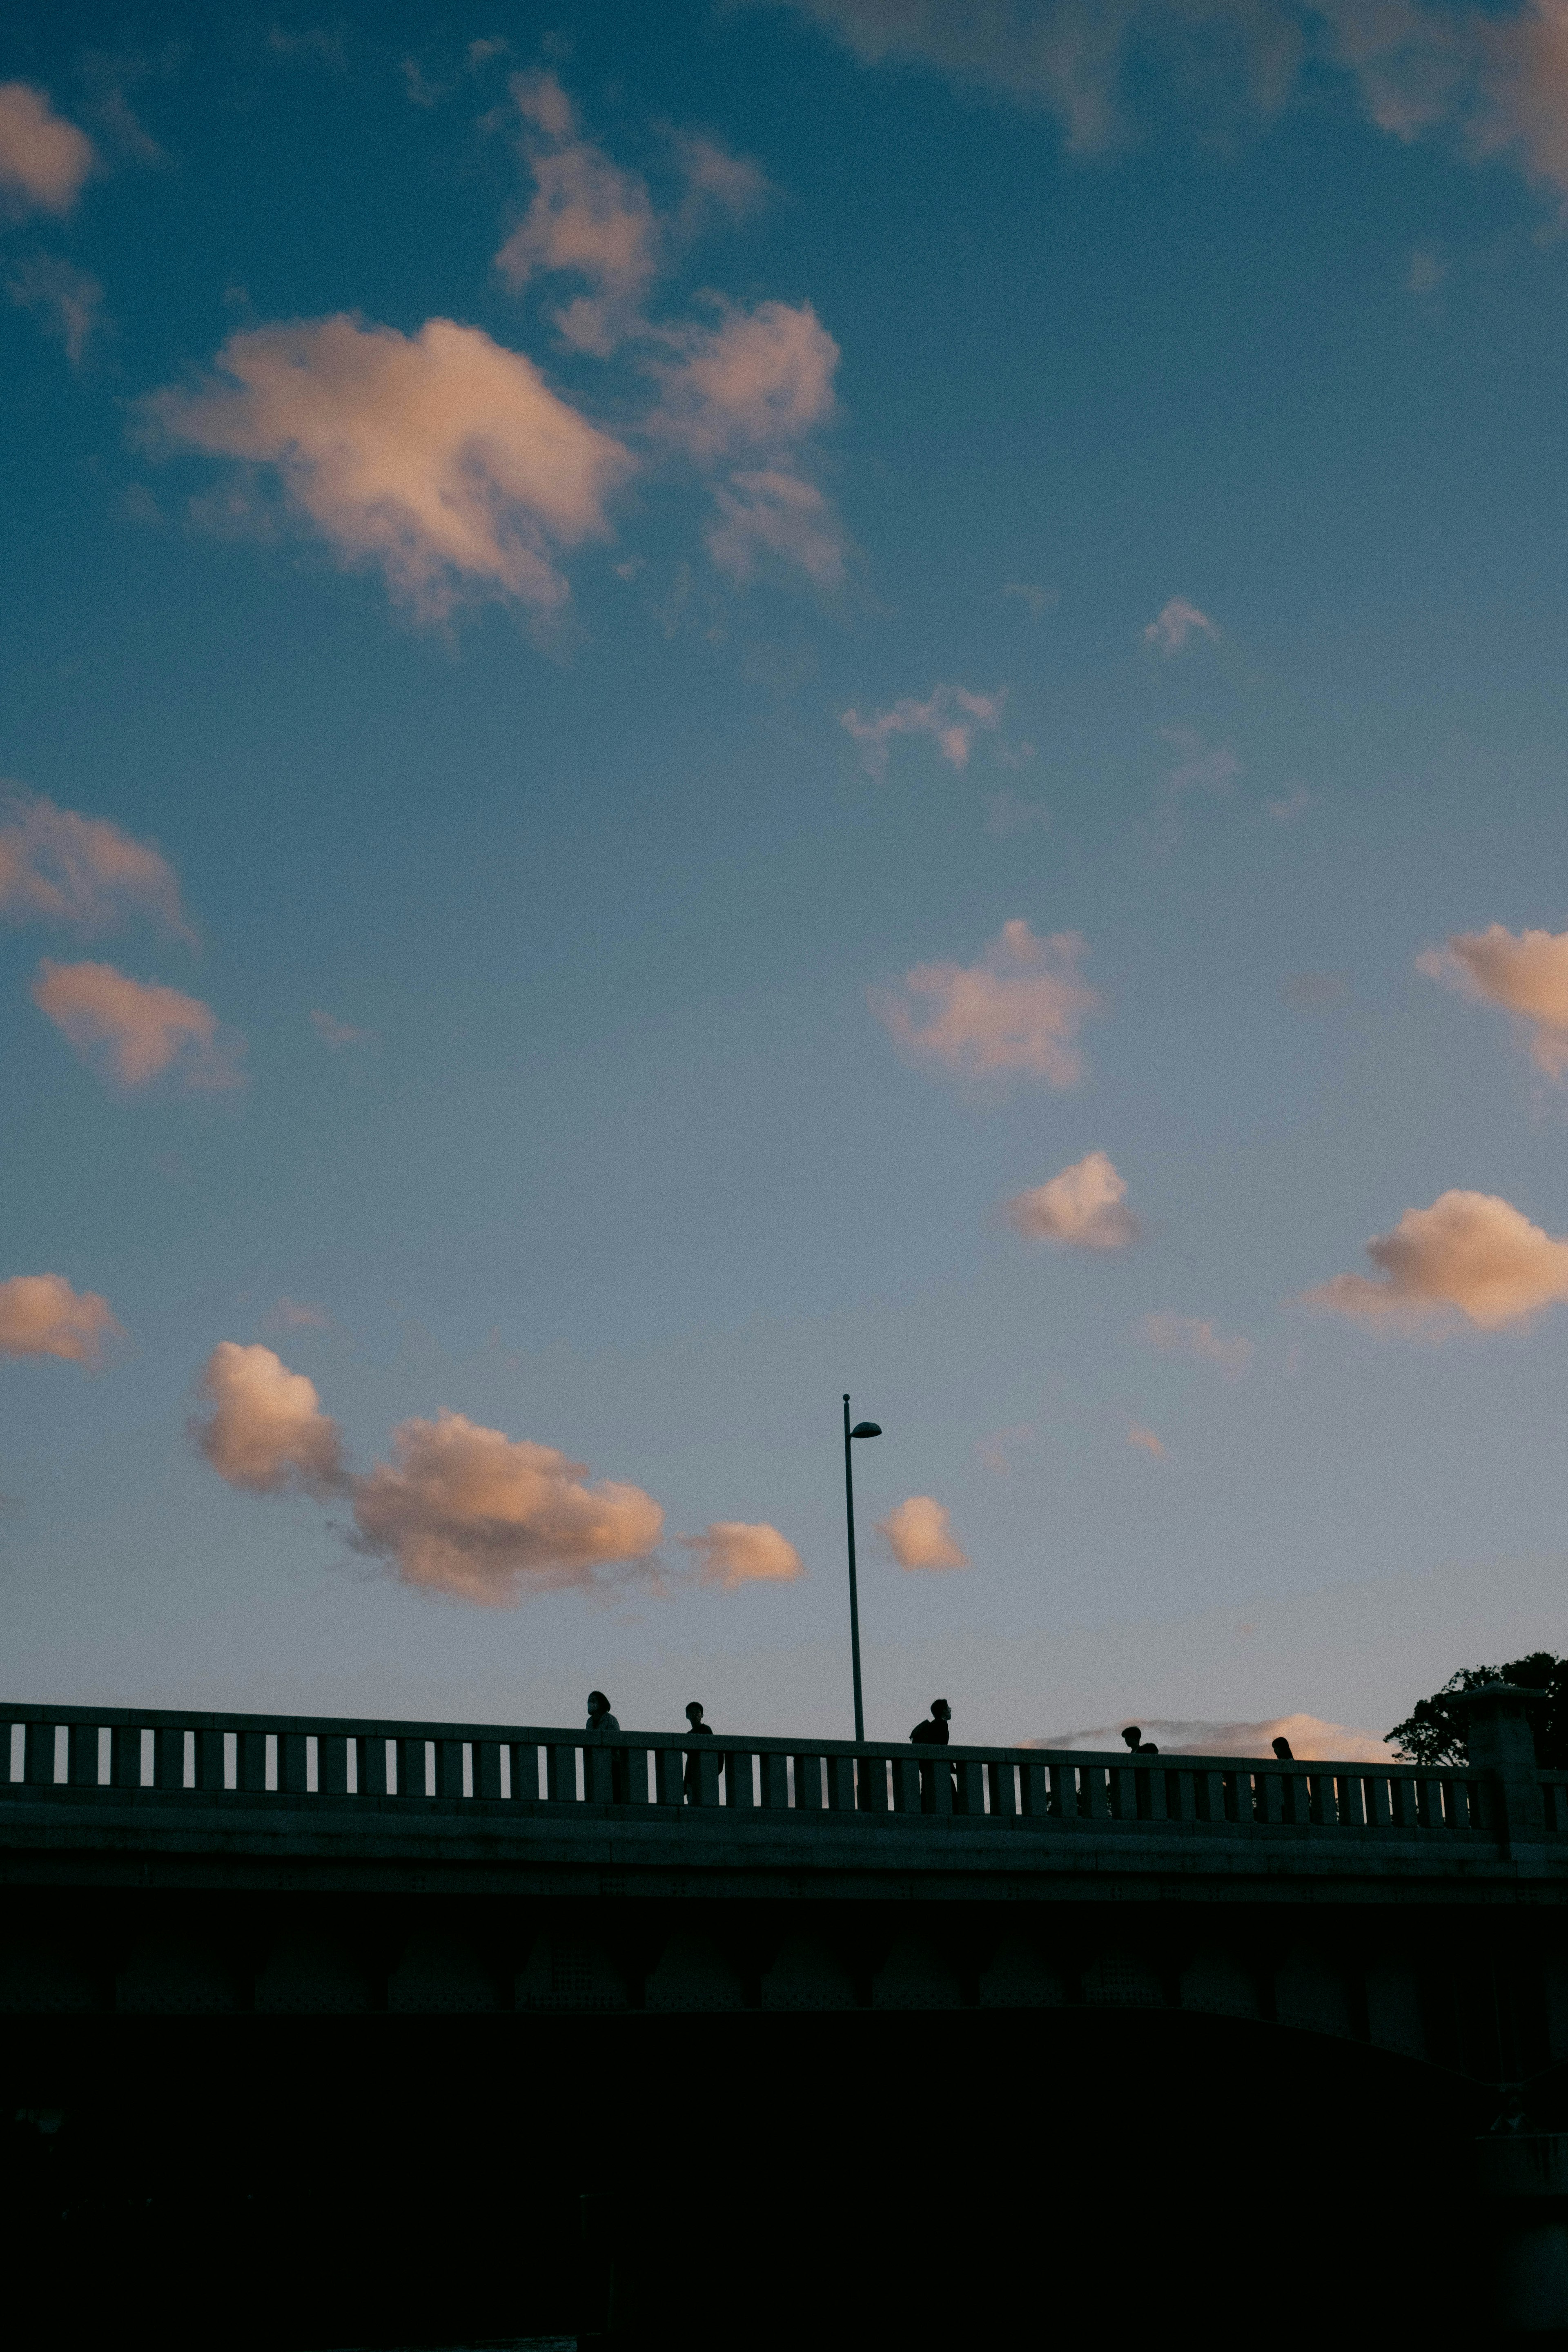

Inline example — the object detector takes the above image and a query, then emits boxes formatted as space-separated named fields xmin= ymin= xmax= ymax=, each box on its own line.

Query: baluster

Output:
xmin=792 ymin=1754 xmax=824 ymax=1812
xmin=510 ymin=1743 xmax=540 ymax=1803
xmin=691 ymin=1748 xmax=722 ymax=1808
xmin=1198 ymin=1769 xmax=1225 ymax=1823
xmin=358 ymin=1735 xmax=390 ymax=1797
xmin=237 ymin=1728 xmax=267 ymax=1793
xmin=68 ymin=1722 xmax=99 ymax=1787
xmin=474 ymin=1740 xmax=505 ymax=1801
xmin=619 ymin=1746 xmax=651 ymax=1805
xmin=24 ymin=1720 xmax=56 ymax=1786
xmin=111 ymin=1723 xmax=144 ymax=1789
xmin=1168 ymin=1768 xmax=1196 ymax=1824
xmin=1339 ymin=1774 xmax=1366 ymax=1827
xmin=1309 ymin=1771 xmax=1338 ymax=1826
xmin=760 ymin=1752 xmax=791 ymax=1810
xmin=655 ymin=1746 xmax=685 ymax=1806
xmin=922 ymin=1753 xmax=953 ymax=1816
xmin=1420 ymin=1776 xmax=1448 ymax=1829
xmin=953 ymin=1759 xmax=984 ymax=1816
xmin=825 ymin=1755 xmax=855 ymax=1812
xmin=1229 ymin=1768 xmax=1255 ymax=1824
xmin=1365 ymin=1774 xmax=1390 ymax=1828
xmin=583 ymin=1742 xmax=615 ymax=1804
xmin=153 ymin=1726 xmax=186 ymax=1791
xmin=856 ymin=1753 xmax=888 ymax=1813
xmin=1109 ymin=1764 xmax=1136 ymax=1821
xmin=1020 ymin=1760 xmax=1049 ymax=1816
xmin=318 ymin=1734 xmax=351 ymax=1799
xmin=435 ymin=1738 xmax=465 ymax=1801
xmin=727 ymin=1750 xmax=757 ymax=1811
xmin=987 ymin=1760 xmax=1018 ymax=1819
xmin=1081 ymin=1764 xmax=1110 ymax=1820
xmin=278 ymin=1732 xmax=309 ymax=1796
xmin=1388 ymin=1775 xmax=1418 ymax=1829
xmin=546 ymin=1740 xmax=579 ymax=1803
xmin=1051 ymin=1760 xmax=1079 ymax=1818
xmin=1257 ymin=1771 xmax=1284 ymax=1826
xmin=195 ymin=1729 xmax=226 ymax=1793
xmin=891 ymin=1755 xmax=922 ymax=1813
xmin=397 ymin=1736 xmax=429 ymax=1800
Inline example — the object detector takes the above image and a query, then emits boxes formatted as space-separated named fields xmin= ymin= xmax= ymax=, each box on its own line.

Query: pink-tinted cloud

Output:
xmin=648 ymin=298 xmax=839 ymax=461
xmin=0 ymin=792 xmax=191 ymax=939
xmin=0 ymin=1273 xmax=122 ymax=1365
xmin=705 ymin=466 xmax=845 ymax=585
xmin=1004 ymin=1149 xmax=1139 ymax=1248
xmin=1127 ymin=1423 xmax=1166 ymax=1457
xmin=0 ymin=83 xmax=96 ymax=216
xmin=1305 ymin=1188 xmax=1568 ymax=1330
xmin=31 ymin=960 xmax=243 ymax=1090
xmin=146 ymin=314 xmax=633 ymax=624
xmin=192 ymin=1341 xmax=346 ymax=1498
xmin=350 ymin=1411 xmax=664 ymax=1603
xmin=875 ymin=919 xmax=1100 ymax=1085
xmin=681 ymin=1519 xmax=804 ymax=1587
xmin=1418 ymin=923 xmax=1568 ymax=1078
xmin=6 ymin=257 xmax=105 ymax=368
xmin=310 ymin=1008 xmax=373 ymax=1048
xmin=1143 ymin=595 xmax=1219 ymax=653
xmin=1036 ymin=1712 xmax=1392 ymax=1763
xmin=878 ymin=1494 xmax=969 ymax=1570
xmin=842 ymin=685 xmax=1006 ymax=778
xmin=1142 ymin=1312 xmax=1253 ymax=1373
xmin=261 ymin=1298 xmax=331 ymax=1331
xmin=496 ymin=72 xmax=662 ymax=354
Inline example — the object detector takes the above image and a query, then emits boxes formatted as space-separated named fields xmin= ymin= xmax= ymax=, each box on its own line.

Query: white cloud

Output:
xmin=192 ymin=1341 xmax=346 ymax=1498
xmin=875 ymin=919 xmax=1100 ymax=1085
xmin=1142 ymin=1312 xmax=1253 ymax=1373
xmin=146 ymin=314 xmax=633 ymax=624
xmin=1143 ymin=595 xmax=1219 ymax=653
xmin=1034 ymin=1712 xmax=1392 ymax=1763
xmin=31 ymin=960 xmax=242 ymax=1091
xmin=1004 ymin=1149 xmax=1139 ymax=1249
xmin=6 ymin=256 xmax=105 ymax=366
xmin=0 ymin=1273 xmax=122 ymax=1366
xmin=349 ymin=1410 xmax=665 ymax=1603
xmin=0 ymin=83 xmax=96 ymax=217
xmin=841 ymin=686 xmax=1006 ymax=778
xmin=1418 ymin=923 xmax=1568 ymax=1078
xmin=878 ymin=1495 xmax=969 ymax=1570
xmin=1305 ymin=1188 xmax=1568 ymax=1330
xmin=681 ymin=1519 xmax=804 ymax=1587
xmin=0 ymin=791 xmax=191 ymax=938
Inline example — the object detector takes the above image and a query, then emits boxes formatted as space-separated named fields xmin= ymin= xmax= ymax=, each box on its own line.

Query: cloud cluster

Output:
xmin=192 ymin=1342 xmax=346 ymax=1497
xmin=1004 ymin=1149 xmax=1138 ymax=1248
xmin=148 ymin=315 xmax=634 ymax=625
xmin=841 ymin=685 xmax=1005 ymax=778
xmin=1035 ymin=1712 xmax=1392 ymax=1762
xmin=31 ymin=960 xmax=241 ymax=1090
xmin=1143 ymin=595 xmax=1218 ymax=653
xmin=0 ymin=791 xmax=190 ymax=938
xmin=877 ymin=1494 xmax=969 ymax=1569
xmin=1418 ymin=923 xmax=1568 ymax=1078
xmin=1142 ymin=1312 xmax=1252 ymax=1372
xmin=681 ymin=1520 xmax=804 ymax=1586
xmin=0 ymin=1273 xmax=122 ymax=1366
xmin=1306 ymin=1189 xmax=1568 ymax=1330
xmin=875 ymin=920 xmax=1100 ymax=1085
xmin=0 ymin=82 xmax=95 ymax=217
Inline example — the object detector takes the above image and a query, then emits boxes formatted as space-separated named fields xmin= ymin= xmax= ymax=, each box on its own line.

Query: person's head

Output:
xmin=1272 ymin=1735 xmax=1293 ymax=1760
xmin=931 ymin=1699 xmax=951 ymax=1720
xmin=588 ymin=1690 xmax=611 ymax=1717
xmin=686 ymin=1700 xmax=705 ymax=1725
xmin=1121 ymin=1724 xmax=1143 ymax=1752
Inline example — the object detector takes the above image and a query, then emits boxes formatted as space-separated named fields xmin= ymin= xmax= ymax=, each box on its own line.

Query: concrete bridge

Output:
xmin=5 ymin=1686 xmax=1568 ymax=2344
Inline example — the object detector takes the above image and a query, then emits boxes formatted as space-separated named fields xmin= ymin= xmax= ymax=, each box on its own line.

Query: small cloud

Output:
xmin=1127 ymin=1423 xmax=1165 ymax=1458
xmin=670 ymin=130 xmax=770 ymax=226
xmin=984 ymin=790 xmax=1050 ymax=837
xmin=0 ymin=1273 xmax=122 ymax=1366
xmin=680 ymin=1519 xmax=803 ymax=1588
xmin=31 ymin=960 xmax=243 ymax=1091
xmin=0 ymin=83 xmax=96 ymax=218
xmin=874 ymin=919 xmax=1099 ymax=1088
xmin=841 ymin=685 xmax=1005 ymax=779
xmin=1268 ymin=788 xmax=1312 ymax=822
xmin=1004 ymin=1150 xmax=1139 ymax=1250
xmin=1162 ymin=728 xmax=1240 ymax=799
xmin=1143 ymin=597 xmax=1219 ymax=655
xmin=976 ymin=1423 xmax=1030 ymax=1474
xmin=310 ymin=1008 xmax=373 ymax=1048
xmin=877 ymin=1495 xmax=969 ymax=1570
xmin=1406 ymin=245 xmax=1446 ymax=295
xmin=1305 ymin=1189 xmax=1568 ymax=1331
xmin=1282 ymin=970 xmax=1349 ymax=1010
xmin=1003 ymin=581 xmax=1056 ymax=616
xmin=0 ymin=790 xmax=192 ymax=939
xmin=706 ymin=466 xmax=844 ymax=587
xmin=1141 ymin=1312 xmax=1252 ymax=1375
xmin=6 ymin=256 xmax=105 ymax=367
xmin=1418 ymin=924 xmax=1568 ymax=1080
xmin=191 ymin=1341 xmax=346 ymax=1498
xmin=261 ymin=1298 xmax=330 ymax=1331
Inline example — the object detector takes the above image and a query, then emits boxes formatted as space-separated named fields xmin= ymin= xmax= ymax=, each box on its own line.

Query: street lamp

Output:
xmin=842 ymin=1394 xmax=882 ymax=1744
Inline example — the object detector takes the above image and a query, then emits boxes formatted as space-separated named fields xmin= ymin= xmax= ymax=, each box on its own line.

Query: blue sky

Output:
xmin=7 ymin=0 xmax=1568 ymax=1753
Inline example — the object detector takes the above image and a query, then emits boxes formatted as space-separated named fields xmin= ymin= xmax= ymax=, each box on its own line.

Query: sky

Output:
xmin=7 ymin=0 xmax=1568 ymax=1757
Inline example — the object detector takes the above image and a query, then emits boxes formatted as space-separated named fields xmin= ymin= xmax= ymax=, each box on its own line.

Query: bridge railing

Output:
xmin=0 ymin=1699 xmax=1513 ymax=1838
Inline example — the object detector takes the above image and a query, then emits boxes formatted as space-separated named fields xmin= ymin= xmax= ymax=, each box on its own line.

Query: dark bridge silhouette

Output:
xmin=5 ymin=1684 xmax=1567 ymax=2343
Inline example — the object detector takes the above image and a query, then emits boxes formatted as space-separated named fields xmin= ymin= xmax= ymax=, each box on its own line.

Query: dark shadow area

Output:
xmin=1 ymin=2005 xmax=1487 ymax=2348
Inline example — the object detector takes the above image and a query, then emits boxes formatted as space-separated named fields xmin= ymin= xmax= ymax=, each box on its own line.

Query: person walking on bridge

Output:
xmin=586 ymin=1691 xmax=619 ymax=1732
xmin=910 ymin=1698 xmax=953 ymax=1809
xmin=683 ymin=1700 xmax=714 ymax=1802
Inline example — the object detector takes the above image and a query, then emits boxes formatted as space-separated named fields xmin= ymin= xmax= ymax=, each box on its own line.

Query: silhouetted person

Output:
xmin=1121 ymin=1724 xmax=1159 ymax=1755
xmin=911 ymin=1699 xmax=953 ymax=1809
xmin=683 ymin=1700 xmax=713 ymax=1802
xmin=586 ymin=1691 xmax=619 ymax=1733
xmin=1272 ymin=1735 xmax=1294 ymax=1762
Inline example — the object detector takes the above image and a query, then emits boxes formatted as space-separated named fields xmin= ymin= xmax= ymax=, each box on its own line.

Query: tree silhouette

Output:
xmin=1386 ymin=1651 xmax=1568 ymax=1769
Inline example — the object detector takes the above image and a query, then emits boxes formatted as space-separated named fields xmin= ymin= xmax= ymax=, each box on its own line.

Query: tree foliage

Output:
xmin=1386 ymin=1651 xmax=1568 ymax=1769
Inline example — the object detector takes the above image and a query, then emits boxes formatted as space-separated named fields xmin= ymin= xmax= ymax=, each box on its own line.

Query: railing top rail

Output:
xmin=0 ymin=1699 xmax=1474 ymax=1778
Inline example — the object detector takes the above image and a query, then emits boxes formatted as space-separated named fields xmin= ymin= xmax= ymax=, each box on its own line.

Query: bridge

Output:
xmin=4 ymin=1685 xmax=1567 ymax=2343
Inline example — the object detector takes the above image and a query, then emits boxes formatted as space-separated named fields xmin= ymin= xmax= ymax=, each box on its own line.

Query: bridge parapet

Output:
xmin=0 ymin=1695 xmax=1541 ymax=1846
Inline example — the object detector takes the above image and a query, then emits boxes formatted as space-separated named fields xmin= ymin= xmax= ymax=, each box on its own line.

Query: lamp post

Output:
xmin=842 ymin=1394 xmax=882 ymax=1744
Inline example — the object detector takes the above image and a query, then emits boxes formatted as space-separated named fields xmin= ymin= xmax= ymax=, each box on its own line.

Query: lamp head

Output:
xmin=850 ymin=1421 xmax=882 ymax=1439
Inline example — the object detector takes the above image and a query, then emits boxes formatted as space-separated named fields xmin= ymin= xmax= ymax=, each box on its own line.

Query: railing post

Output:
xmin=153 ymin=1726 xmax=185 ymax=1791
xmin=238 ymin=1729 xmax=267 ymax=1793
xmin=111 ymin=1723 xmax=143 ymax=1790
xmin=435 ymin=1738 xmax=465 ymax=1801
xmin=67 ymin=1722 xmax=99 ymax=1787
xmin=359 ymin=1734 xmax=390 ymax=1797
xmin=397 ymin=1735 xmax=428 ymax=1800
xmin=318 ymin=1734 xmax=351 ymax=1799
xmin=655 ymin=1746 xmax=685 ymax=1806
xmin=474 ymin=1739 xmax=505 ymax=1802
xmin=1457 ymin=1683 xmax=1545 ymax=1854
xmin=953 ymin=1758 xmax=984 ymax=1816
xmin=509 ymin=1742 xmax=538 ymax=1802
xmin=278 ymin=1731 xmax=309 ymax=1796
xmin=546 ymin=1740 xmax=579 ymax=1803
xmin=792 ymin=1753 xmax=824 ymax=1812
xmin=23 ymin=1720 xmax=55 ymax=1786
xmin=825 ymin=1754 xmax=855 ymax=1812
xmin=760 ymin=1751 xmax=790 ymax=1809
xmin=727 ymin=1749 xmax=757 ymax=1811
xmin=1051 ymin=1760 xmax=1079 ymax=1818
xmin=196 ymin=1728 xmax=226 ymax=1793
